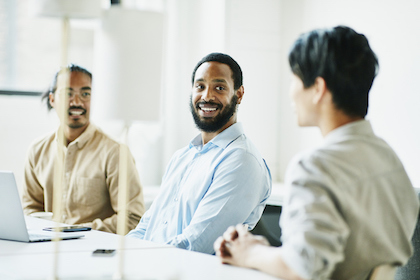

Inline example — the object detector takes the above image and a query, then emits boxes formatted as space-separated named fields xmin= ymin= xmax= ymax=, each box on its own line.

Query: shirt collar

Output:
xmin=323 ymin=119 xmax=374 ymax=145
xmin=54 ymin=123 xmax=96 ymax=149
xmin=189 ymin=123 xmax=245 ymax=150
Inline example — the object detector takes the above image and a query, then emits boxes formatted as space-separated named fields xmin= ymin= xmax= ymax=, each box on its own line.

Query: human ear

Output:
xmin=236 ymin=85 xmax=245 ymax=104
xmin=312 ymin=77 xmax=327 ymax=104
xmin=49 ymin=92 xmax=55 ymax=108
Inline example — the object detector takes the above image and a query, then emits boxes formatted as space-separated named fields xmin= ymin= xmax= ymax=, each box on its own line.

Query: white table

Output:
xmin=0 ymin=217 xmax=280 ymax=280
xmin=0 ymin=217 xmax=168 ymax=257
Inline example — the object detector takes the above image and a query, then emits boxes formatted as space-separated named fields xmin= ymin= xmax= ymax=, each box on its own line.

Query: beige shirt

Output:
xmin=22 ymin=124 xmax=145 ymax=234
xmin=279 ymin=120 xmax=419 ymax=280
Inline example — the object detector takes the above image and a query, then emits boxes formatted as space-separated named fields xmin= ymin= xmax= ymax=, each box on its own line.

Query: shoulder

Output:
xmin=286 ymin=147 xmax=338 ymax=187
xmin=25 ymin=131 xmax=56 ymax=164
xmin=223 ymin=134 xmax=265 ymax=166
xmin=28 ymin=130 xmax=56 ymax=152
xmin=90 ymin=125 xmax=122 ymax=151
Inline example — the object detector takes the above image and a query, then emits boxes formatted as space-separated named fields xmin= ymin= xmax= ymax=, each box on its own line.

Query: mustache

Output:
xmin=195 ymin=101 xmax=222 ymax=109
xmin=68 ymin=106 xmax=86 ymax=114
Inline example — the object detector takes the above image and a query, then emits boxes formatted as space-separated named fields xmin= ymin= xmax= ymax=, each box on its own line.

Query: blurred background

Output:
xmin=1 ymin=0 xmax=419 ymax=193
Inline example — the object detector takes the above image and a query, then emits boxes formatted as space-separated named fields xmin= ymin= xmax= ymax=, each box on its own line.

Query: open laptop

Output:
xmin=0 ymin=170 xmax=84 ymax=242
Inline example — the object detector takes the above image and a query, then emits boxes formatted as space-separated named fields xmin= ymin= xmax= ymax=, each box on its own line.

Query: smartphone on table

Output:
xmin=92 ymin=249 xmax=116 ymax=257
xmin=43 ymin=225 xmax=92 ymax=232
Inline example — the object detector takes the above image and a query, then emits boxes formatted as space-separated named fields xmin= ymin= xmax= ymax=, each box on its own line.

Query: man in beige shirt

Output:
xmin=214 ymin=26 xmax=419 ymax=279
xmin=22 ymin=64 xmax=145 ymax=233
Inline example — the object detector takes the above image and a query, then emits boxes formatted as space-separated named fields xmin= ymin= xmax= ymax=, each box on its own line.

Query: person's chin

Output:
xmin=67 ymin=118 xmax=88 ymax=129
xmin=199 ymin=115 xmax=217 ymax=122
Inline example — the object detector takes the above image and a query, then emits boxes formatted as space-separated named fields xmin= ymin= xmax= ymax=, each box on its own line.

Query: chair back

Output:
xmin=395 ymin=191 xmax=420 ymax=280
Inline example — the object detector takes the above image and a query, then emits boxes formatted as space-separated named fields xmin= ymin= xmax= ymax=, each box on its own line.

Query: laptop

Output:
xmin=0 ymin=170 xmax=84 ymax=242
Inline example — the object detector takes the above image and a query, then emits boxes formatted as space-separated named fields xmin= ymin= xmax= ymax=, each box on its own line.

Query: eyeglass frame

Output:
xmin=53 ymin=87 xmax=92 ymax=102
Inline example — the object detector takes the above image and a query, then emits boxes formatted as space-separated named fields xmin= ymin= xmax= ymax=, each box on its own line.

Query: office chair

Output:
xmin=394 ymin=191 xmax=420 ymax=280
xmin=250 ymin=205 xmax=282 ymax=247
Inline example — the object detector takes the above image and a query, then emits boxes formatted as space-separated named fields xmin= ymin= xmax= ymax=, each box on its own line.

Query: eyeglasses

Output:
xmin=55 ymin=88 xmax=91 ymax=102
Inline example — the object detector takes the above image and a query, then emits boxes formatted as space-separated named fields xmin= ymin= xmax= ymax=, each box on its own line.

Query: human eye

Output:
xmin=195 ymin=84 xmax=205 ymax=90
xmin=81 ymin=92 xmax=91 ymax=98
xmin=215 ymin=85 xmax=226 ymax=91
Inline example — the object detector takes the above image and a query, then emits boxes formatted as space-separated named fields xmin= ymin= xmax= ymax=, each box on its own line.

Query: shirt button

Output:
xmin=164 ymin=221 xmax=168 ymax=224
xmin=174 ymin=198 xmax=178 ymax=201
xmin=63 ymin=194 xmax=67 ymax=199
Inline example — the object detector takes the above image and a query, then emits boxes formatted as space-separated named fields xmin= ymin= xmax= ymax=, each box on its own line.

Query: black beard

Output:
xmin=190 ymin=94 xmax=238 ymax=133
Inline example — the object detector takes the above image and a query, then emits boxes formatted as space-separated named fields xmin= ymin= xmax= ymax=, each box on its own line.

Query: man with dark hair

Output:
xmin=214 ymin=26 xmax=419 ymax=280
xmin=22 ymin=64 xmax=145 ymax=234
xmin=127 ymin=53 xmax=271 ymax=254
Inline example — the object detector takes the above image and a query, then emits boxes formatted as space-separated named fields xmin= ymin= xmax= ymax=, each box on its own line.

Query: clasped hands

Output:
xmin=213 ymin=224 xmax=269 ymax=268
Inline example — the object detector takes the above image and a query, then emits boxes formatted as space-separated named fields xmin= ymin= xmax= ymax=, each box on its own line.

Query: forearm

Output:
xmin=243 ymin=245 xmax=306 ymax=280
xmin=22 ymin=203 xmax=44 ymax=215
xmin=22 ymin=180 xmax=45 ymax=215
xmin=87 ymin=210 xmax=141 ymax=234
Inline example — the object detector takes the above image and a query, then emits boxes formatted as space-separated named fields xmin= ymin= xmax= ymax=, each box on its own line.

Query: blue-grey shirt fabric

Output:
xmin=279 ymin=120 xmax=419 ymax=280
xmin=127 ymin=123 xmax=272 ymax=254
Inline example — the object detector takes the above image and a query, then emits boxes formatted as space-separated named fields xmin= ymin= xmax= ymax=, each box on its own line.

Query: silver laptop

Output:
xmin=0 ymin=170 xmax=84 ymax=242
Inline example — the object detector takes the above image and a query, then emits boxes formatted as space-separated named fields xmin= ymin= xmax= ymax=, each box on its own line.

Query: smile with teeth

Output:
xmin=68 ymin=109 xmax=85 ymax=116
xmin=197 ymin=103 xmax=220 ymax=114
xmin=201 ymin=107 xmax=217 ymax=112
xmin=70 ymin=111 xmax=83 ymax=115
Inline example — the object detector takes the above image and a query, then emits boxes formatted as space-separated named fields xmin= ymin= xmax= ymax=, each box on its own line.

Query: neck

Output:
xmin=319 ymin=111 xmax=363 ymax=137
xmin=201 ymin=119 xmax=236 ymax=145
xmin=63 ymin=124 xmax=88 ymax=146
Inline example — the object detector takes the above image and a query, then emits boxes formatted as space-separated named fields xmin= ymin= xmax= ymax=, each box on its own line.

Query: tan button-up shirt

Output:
xmin=22 ymin=123 xmax=145 ymax=234
xmin=279 ymin=120 xmax=419 ymax=279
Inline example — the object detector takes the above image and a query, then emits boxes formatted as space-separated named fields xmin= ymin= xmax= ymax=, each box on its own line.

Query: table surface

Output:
xmin=0 ymin=217 xmax=280 ymax=280
xmin=0 ymin=217 xmax=168 ymax=257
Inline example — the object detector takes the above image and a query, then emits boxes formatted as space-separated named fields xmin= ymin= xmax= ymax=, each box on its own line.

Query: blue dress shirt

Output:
xmin=127 ymin=123 xmax=272 ymax=254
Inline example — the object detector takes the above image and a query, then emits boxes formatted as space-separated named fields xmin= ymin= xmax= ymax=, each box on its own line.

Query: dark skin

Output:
xmin=191 ymin=61 xmax=244 ymax=144
xmin=48 ymin=71 xmax=92 ymax=145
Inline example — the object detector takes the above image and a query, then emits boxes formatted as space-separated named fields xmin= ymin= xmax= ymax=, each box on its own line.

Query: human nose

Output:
xmin=201 ymin=88 xmax=214 ymax=102
xmin=69 ymin=92 xmax=83 ymax=106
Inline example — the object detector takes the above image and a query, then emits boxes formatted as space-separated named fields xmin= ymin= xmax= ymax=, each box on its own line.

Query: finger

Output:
xmin=220 ymin=256 xmax=234 ymax=265
xmin=236 ymin=224 xmax=249 ymax=236
xmin=220 ymin=240 xmax=232 ymax=258
xmin=213 ymin=236 xmax=224 ymax=254
xmin=223 ymin=226 xmax=238 ymax=241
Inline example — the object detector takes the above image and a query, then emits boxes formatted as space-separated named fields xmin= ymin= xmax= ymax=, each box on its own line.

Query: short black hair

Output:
xmin=41 ymin=64 xmax=92 ymax=111
xmin=289 ymin=26 xmax=379 ymax=118
xmin=191 ymin=52 xmax=243 ymax=90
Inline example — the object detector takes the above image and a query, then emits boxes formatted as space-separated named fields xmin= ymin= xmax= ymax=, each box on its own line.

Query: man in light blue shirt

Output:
xmin=127 ymin=53 xmax=272 ymax=254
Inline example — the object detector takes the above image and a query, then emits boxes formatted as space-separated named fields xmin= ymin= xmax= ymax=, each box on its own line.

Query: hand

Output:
xmin=214 ymin=224 xmax=269 ymax=268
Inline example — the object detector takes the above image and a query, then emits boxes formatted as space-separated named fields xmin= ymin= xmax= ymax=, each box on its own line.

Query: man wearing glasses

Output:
xmin=22 ymin=64 xmax=145 ymax=234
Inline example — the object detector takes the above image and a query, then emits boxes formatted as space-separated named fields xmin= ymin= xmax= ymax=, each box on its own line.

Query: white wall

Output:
xmin=0 ymin=95 xmax=58 ymax=189
xmin=1 ymin=0 xmax=420 ymax=192
xmin=275 ymin=0 xmax=420 ymax=187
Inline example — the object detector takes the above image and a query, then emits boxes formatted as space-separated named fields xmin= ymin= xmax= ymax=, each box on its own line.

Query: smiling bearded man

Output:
xmin=127 ymin=52 xmax=272 ymax=254
xmin=190 ymin=91 xmax=238 ymax=133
